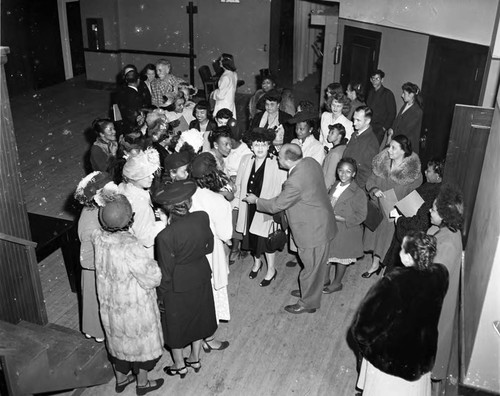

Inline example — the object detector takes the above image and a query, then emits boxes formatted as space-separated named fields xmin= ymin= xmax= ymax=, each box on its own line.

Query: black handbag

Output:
xmin=266 ymin=221 xmax=287 ymax=252
xmin=364 ymin=199 xmax=383 ymax=231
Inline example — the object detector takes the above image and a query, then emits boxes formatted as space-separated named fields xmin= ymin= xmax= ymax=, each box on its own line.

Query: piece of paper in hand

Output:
xmin=378 ymin=188 xmax=398 ymax=219
xmin=396 ymin=190 xmax=425 ymax=217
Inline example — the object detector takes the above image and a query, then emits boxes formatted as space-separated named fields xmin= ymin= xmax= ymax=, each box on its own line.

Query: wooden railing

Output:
xmin=0 ymin=233 xmax=48 ymax=325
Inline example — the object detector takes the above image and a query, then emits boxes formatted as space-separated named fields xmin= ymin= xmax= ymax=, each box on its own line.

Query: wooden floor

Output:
xmin=10 ymin=75 xmax=378 ymax=396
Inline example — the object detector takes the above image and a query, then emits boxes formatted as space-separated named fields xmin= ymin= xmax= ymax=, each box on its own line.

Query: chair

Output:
xmin=199 ymin=65 xmax=218 ymax=100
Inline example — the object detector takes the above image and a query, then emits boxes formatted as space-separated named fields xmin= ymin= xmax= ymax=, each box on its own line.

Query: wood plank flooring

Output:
xmin=10 ymin=76 xmax=378 ymax=395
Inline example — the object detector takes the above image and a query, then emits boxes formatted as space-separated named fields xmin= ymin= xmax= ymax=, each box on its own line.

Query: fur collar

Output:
xmin=372 ymin=148 xmax=421 ymax=185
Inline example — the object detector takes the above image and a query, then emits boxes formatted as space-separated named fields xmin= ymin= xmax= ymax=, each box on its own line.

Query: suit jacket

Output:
xmin=115 ymin=86 xmax=143 ymax=135
xmin=391 ymin=103 xmax=423 ymax=154
xmin=256 ymin=157 xmax=337 ymax=248
xmin=342 ymin=126 xmax=379 ymax=190
xmin=251 ymin=110 xmax=294 ymax=145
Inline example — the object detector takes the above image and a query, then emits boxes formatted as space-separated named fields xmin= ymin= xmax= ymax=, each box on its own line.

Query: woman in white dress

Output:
xmin=190 ymin=152 xmax=233 ymax=352
xmin=319 ymin=92 xmax=354 ymax=149
xmin=212 ymin=53 xmax=237 ymax=118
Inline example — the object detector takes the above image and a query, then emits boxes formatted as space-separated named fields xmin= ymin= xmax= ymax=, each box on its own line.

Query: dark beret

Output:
xmin=164 ymin=152 xmax=190 ymax=172
xmin=152 ymin=179 xmax=197 ymax=206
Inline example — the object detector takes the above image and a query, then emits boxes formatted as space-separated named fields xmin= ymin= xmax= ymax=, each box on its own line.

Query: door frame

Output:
xmin=57 ymin=0 xmax=79 ymax=80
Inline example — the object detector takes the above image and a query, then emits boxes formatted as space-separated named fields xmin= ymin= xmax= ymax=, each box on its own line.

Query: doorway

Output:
xmin=419 ymin=37 xmax=488 ymax=166
xmin=340 ymin=26 xmax=381 ymax=96
xmin=66 ymin=1 xmax=86 ymax=77
xmin=269 ymin=0 xmax=295 ymax=89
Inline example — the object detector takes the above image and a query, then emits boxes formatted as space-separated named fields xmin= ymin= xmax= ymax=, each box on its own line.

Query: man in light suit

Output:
xmin=244 ymin=144 xmax=337 ymax=314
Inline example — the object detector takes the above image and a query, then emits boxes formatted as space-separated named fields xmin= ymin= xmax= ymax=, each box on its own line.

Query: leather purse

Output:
xmin=266 ymin=221 xmax=287 ymax=252
xmin=364 ymin=199 xmax=383 ymax=231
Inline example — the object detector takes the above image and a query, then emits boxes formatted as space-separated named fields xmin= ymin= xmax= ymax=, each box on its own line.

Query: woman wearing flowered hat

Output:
xmin=118 ymin=148 xmax=166 ymax=257
xmin=74 ymin=171 xmax=118 ymax=343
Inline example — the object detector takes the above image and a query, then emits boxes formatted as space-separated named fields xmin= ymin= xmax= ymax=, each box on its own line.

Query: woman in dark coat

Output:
xmin=351 ymin=231 xmax=449 ymax=396
xmin=250 ymin=91 xmax=294 ymax=153
xmin=154 ymin=180 xmax=217 ymax=378
xmin=384 ymin=82 xmax=423 ymax=153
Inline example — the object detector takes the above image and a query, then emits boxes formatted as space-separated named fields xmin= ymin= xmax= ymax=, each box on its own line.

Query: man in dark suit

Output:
xmin=343 ymin=106 xmax=379 ymax=190
xmin=115 ymin=69 xmax=144 ymax=137
xmin=366 ymin=69 xmax=396 ymax=144
xmin=244 ymin=144 xmax=337 ymax=314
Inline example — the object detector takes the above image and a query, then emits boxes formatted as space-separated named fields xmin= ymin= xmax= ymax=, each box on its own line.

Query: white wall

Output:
xmin=332 ymin=0 xmax=498 ymax=46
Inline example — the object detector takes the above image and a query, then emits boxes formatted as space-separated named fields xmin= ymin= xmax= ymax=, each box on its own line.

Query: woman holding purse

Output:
xmin=235 ymin=128 xmax=287 ymax=286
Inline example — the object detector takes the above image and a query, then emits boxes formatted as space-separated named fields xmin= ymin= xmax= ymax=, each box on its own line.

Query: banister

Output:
xmin=0 ymin=232 xmax=37 ymax=248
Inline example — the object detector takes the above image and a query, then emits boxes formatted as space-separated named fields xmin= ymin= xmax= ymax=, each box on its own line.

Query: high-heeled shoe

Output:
xmin=259 ymin=270 xmax=277 ymax=287
xmin=361 ymin=266 xmax=383 ymax=278
xmin=163 ymin=365 xmax=188 ymax=378
xmin=248 ymin=264 xmax=262 ymax=279
xmin=202 ymin=339 xmax=230 ymax=353
xmin=184 ymin=358 xmax=201 ymax=373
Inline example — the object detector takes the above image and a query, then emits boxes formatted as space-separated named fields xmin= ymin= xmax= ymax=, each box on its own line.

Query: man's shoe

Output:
xmin=290 ymin=289 xmax=301 ymax=297
xmin=284 ymin=303 xmax=316 ymax=314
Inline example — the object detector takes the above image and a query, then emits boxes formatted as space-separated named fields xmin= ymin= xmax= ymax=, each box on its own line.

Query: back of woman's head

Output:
xmin=392 ymin=134 xmax=413 ymax=157
xmin=402 ymin=231 xmax=437 ymax=270
xmin=435 ymin=184 xmax=464 ymax=232
xmin=164 ymin=198 xmax=191 ymax=217
xmin=215 ymin=108 xmax=233 ymax=120
xmin=427 ymin=158 xmax=445 ymax=178
xmin=220 ymin=53 xmax=236 ymax=71
xmin=349 ymin=82 xmax=365 ymax=102
xmin=92 ymin=118 xmax=112 ymax=137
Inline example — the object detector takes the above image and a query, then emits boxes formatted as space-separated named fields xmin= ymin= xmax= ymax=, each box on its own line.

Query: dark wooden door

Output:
xmin=269 ymin=0 xmax=294 ymax=88
xmin=66 ymin=1 xmax=86 ymax=77
xmin=27 ymin=0 xmax=66 ymax=90
xmin=340 ymin=26 xmax=381 ymax=94
xmin=443 ymin=105 xmax=493 ymax=246
xmin=420 ymin=37 xmax=488 ymax=167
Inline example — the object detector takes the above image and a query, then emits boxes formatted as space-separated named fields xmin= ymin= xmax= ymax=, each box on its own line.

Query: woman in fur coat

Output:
xmin=93 ymin=194 xmax=164 ymax=395
xmin=351 ymin=231 xmax=449 ymax=396
xmin=362 ymin=135 xmax=422 ymax=277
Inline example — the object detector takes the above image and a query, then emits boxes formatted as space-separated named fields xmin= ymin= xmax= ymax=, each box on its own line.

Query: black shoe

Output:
xmin=229 ymin=250 xmax=240 ymax=266
xmin=136 ymin=379 xmax=164 ymax=395
xmin=202 ymin=339 xmax=230 ymax=353
xmin=286 ymin=260 xmax=297 ymax=267
xmin=249 ymin=264 xmax=262 ymax=279
xmin=116 ymin=375 xmax=135 ymax=393
xmin=164 ymin=366 xmax=187 ymax=378
xmin=184 ymin=358 xmax=201 ymax=373
xmin=290 ymin=289 xmax=301 ymax=298
xmin=284 ymin=303 xmax=316 ymax=314
xmin=361 ymin=266 xmax=383 ymax=278
xmin=259 ymin=270 xmax=277 ymax=287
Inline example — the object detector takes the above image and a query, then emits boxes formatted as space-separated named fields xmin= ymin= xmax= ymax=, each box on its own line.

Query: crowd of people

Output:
xmin=76 ymin=58 xmax=464 ymax=395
